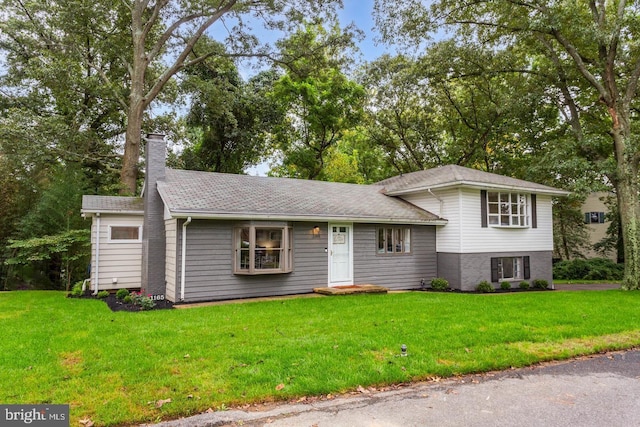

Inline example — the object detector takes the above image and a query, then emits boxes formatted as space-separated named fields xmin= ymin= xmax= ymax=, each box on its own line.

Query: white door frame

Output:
xmin=328 ymin=223 xmax=353 ymax=287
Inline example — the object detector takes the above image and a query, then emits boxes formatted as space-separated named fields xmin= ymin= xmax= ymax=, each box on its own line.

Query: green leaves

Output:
xmin=5 ymin=229 xmax=90 ymax=265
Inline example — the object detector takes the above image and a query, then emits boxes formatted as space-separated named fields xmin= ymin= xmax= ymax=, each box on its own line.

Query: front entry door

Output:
xmin=329 ymin=224 xmax=353 ymax=286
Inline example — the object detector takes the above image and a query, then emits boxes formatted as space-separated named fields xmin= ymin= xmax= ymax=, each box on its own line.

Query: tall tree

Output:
xmin=1 ymin=0 xmax=345 ymax=193
xmin=375 ymin=0 xmax=640 ymax=289
xmin=270 ymin=23 xmax=366 ymax=180
xmin=179 ymin=40 xmax=283 ymax=173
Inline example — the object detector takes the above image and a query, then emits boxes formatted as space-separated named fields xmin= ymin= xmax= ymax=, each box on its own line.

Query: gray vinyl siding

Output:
xmin=177 ymin=220 xmax=329 ymax=302
xmin=164 ymin=219 xmax=178 ymax=302
xmin=437 ymin=250 xmax=553 ymax=291
xmin=353 ymin=224 xmax=437 ymax=290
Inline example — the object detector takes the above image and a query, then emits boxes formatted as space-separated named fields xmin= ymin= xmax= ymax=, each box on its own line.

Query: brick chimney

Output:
xmin=141 ymin=133 xmax=167 ymax=297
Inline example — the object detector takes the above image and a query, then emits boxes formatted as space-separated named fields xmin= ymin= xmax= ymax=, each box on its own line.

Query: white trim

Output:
xmin=94 ymin=214 xmax=100 ymax=295
xmin=164 ymin=211 xmax=447 ymax=226
xmin=107 ymin=225 xmax=143 ymax=243
xmin=386 ymin=182 xmax=570 ymax=197
xmin=180 ymin=217 xmax=192 ymax=301
xmin=328 ymin=223 xmax=354 ymax=287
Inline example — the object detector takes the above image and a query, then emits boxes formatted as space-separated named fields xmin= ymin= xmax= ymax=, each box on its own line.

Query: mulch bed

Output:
xmin=69 ymin=292 xmax=174 ymax=312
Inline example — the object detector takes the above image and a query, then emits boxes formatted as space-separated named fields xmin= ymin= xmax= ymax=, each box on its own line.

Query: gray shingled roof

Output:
xmin=157 ymin=169 xmax=444 ymax=224
xmin=81 ymin=195 xmax=144 ymax=214
xmin=378 ymin=165 xmax=569 ymax=196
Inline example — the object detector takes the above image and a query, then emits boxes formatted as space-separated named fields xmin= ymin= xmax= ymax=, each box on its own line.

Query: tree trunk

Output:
xmin=610 ymin=107 xmax=640 ymax=290
xmin=119 ymin=3 xmax=148 ymax=195
xmin=120 ymin=104 xmax=144 ymax=194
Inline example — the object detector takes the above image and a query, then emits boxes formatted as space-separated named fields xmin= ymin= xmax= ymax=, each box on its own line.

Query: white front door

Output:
xmin=329 ymin=224 xmax=353 ymax=286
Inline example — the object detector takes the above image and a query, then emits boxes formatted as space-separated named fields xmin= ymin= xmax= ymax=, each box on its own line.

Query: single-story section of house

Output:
xmin=81 ymin=134 xmax=569 ymax=302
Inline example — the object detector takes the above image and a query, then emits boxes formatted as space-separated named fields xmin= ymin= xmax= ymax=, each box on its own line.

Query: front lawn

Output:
xmin=1 ymin=290 xmax=640 ymax=426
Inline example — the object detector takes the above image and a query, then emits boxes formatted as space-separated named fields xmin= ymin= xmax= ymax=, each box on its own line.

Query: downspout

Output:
xmin=428 ymin=189 xmax=444 ymax=217
xmin=93 ymin=213 xmax=101 ymax=295
xmin=180 ymin=217 xmax=192 ymax=301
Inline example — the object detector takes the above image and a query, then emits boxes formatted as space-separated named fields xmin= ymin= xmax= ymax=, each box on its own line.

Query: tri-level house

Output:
xmin=81 ymin=134 xmax=569 ymax=302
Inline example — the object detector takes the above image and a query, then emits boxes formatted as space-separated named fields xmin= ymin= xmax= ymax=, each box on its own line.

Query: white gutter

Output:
xmin=164 ymin=212 xmax=448 ymax=226
xmin=180 ymin=216 xmax=192 ymax=301
xmin=385 ymin=182 xmax=571 ymax=197
xmin=427 ymin=189 xmax=444 ymax=218
xmin=93 ymin=214 xmax=101 ymax=295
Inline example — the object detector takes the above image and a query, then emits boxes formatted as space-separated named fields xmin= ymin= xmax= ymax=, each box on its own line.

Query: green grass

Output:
xmin=2 ymin=290 xmax=640 ymax=426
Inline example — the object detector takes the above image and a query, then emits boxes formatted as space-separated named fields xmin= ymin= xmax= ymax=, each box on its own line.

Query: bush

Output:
xmin=500 ymin=281 xmax=511 ymax=290
xmin=430 ymin=277 xmax=449 ymax=291
xmin=123 ymin=295 xmax=133 ymax=304
xmin=115 ymin=288 xmax=130 ymax=300
xmin=130 ymin=292 xmax=156 ymax=311
xmin=519 ymin=281 xmax=530 ymax=290
xmin=69 ymin=281 xmax=84 ymax=297
xmin=553 ymin=258 xmax=624 ymax=281
xmin=532 ymin=279 xmax=549 ymax=289
xmin=476 ymin=281 xmax=495 ymax=293
xmin=97 ymin=290 xmax=109 ymax=299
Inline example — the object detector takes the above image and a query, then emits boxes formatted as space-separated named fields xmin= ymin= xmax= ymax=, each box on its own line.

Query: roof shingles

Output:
xmin=157 ymin=169 xmax=442 ymax=223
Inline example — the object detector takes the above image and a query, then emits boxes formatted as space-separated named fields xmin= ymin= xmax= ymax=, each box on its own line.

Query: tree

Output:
xmin=270 ymin=24 xmax=366 ymax=180
xmin=375 ymin=0 xmax=640 ymax=289
xmin=179 ymin=40 xmax=283 ymax=173
xmin=1 ymin=0 xmax=346 ymax=193
xmin=360 ymin=55 xmax=444 ymax=174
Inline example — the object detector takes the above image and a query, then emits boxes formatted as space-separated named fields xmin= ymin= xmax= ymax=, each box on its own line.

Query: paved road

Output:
xmin=149 ymin=349 xmax=640 ymax=427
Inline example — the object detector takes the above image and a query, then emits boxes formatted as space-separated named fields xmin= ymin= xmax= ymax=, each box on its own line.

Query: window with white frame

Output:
xmin=234 ymin=224 xmax=293 ymax=274
xmin=109 ymin=226 xmax=141 ymax=242
xmin=487 ymin=192 xmax=528 ymax=227
xmin=376 ymin=227 xmax=411 ymax=254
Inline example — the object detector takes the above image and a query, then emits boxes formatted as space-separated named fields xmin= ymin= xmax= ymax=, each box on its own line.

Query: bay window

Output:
xmin=234 ymin=224 xmax=293 ymax=274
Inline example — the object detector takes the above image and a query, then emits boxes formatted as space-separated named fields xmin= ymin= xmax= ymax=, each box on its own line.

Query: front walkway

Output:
xmin=554 ymin=283 xmax=620 ymax=291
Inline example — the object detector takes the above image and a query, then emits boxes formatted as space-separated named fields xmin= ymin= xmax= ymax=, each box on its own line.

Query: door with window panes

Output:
xmin=329 ymin=224 xmax=352 ymax=286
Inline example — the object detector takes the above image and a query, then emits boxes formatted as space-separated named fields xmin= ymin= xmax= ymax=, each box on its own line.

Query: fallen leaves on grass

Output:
xmin=275 ymin=383 xmax=285 ymax=391
xmin=78 ymin=418 xmax=94 ymax=426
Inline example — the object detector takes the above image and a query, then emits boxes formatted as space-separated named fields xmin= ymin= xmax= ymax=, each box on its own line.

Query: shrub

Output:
xmin=70 ymin=281 xmax=84 ymax=297
xmin=97 ymin=290 xmax=109 ymax=299
xmin=553 ymin=258 xmax=624 ymax=281
xmin=130 ymin=292 xmax=156 ymax=311
xmin=430 ymin=277 xmax=449 ymax=291
xmin=116 ymin=288 xmax=130 ymax=300
xmin=532 ymin=279 xmax=549 ymax=290
xmin=123 ymin=295 xmax=133 ymax=304
xmin=519 ymin=281 xmax=530 ymax=290
xmin=500 ymin=281 xmax=511 ymax=290
xmin=476 ymin=281 xmax=495 ymax=293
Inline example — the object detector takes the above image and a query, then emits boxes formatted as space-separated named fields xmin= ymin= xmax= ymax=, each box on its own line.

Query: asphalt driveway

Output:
xmin=148 ymin=349 xmax=640 ymax=427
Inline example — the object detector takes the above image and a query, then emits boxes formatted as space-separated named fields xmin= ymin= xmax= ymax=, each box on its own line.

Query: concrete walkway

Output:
xmin=553 ymin=283 xmax=620 ymax=291
xmin=147 ymin=349 xmax=640 ymax=427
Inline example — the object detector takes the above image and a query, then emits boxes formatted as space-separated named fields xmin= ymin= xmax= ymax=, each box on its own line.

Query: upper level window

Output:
xmin=234 ymin=224 xmax=293 ymax=274
xmin=109 ymin=226 xmax=141 ymax=242
xmin=487 ymin=192 xmax=528 ymax=227
xmin=377 ymin=227 xmax=411 ymax=254
xmin=584 ymin=212 xmax=605 ymax=224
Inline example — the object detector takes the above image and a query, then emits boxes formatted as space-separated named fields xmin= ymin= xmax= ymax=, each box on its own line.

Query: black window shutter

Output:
xmin=599 ymin=212 xmax=605 ymax=223
xmin=490 ymin=257 xmax=499 ymax=282
xmin=584 ymin=213 xmax=590 ymax=224
xmin=523 ymin=256 xmax=531 ymax=279
xmin=481 ymin=190 xmax=488 ymax=228
xmin=531 ymin=194 xmax=537 ymax=229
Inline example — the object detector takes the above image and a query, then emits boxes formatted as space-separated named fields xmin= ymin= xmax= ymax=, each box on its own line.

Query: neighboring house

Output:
xmin=81 ymin=134 xmax=569 ymax=302
xmin=581 ymin=191 xmax=616 ymax=261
